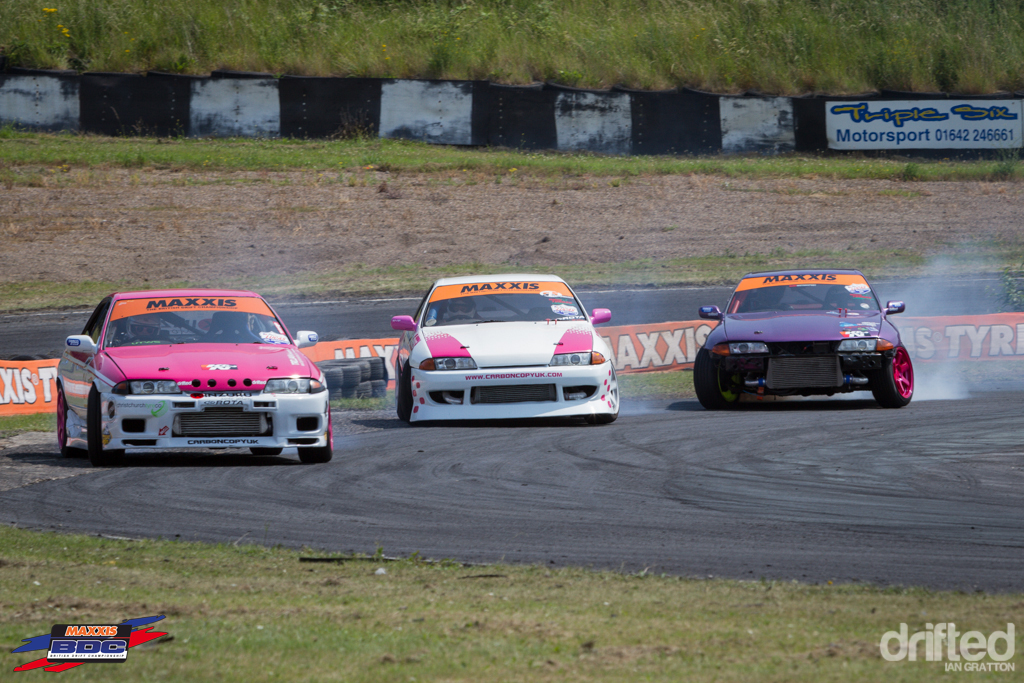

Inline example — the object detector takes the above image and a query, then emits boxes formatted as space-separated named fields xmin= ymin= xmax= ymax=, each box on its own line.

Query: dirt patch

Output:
xmin=1 ymin=171 xmax=1021 ymax=287
xmin=0 ymin=431 xmax=95 ymax=492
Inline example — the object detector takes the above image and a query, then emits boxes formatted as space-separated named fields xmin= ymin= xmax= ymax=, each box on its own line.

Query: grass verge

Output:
xmin=4 ymin=0 xmax=1024 ymax=94
xmin=6 ymin=245 xmax=1010 ymax=314
xmin=1 ymin=526 xmax=1019 ymax=682
xmin=1 ymin=131 xmax=1022 ymax=181
xmin=0 ymin=413 xmax=56 ymax=439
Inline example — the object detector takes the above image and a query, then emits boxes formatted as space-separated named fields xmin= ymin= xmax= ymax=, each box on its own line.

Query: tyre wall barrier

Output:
xmin=6 ymin=313 xmax=1024 ymax=417
xmin=3 ymin=68 xmax=1021 ymax=155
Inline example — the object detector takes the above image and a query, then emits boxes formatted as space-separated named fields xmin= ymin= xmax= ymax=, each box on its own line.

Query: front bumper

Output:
xmin=409 ymin=362 xmax=618 ymax=421
xmin=99 ymin=391 xmax=330 ymax=450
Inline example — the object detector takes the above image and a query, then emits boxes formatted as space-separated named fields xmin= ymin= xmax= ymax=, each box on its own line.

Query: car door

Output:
xmin=62 ymin=298 xmax=111 ymax=416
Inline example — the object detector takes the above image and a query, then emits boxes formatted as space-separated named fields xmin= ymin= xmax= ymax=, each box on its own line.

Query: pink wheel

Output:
xmin=892 ymin=347 xmax=914 ymax=399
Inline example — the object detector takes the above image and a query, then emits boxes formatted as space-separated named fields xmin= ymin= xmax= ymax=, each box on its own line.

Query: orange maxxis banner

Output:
xmin=0 ymin=359 xmax=61 ymax=416
xmin=8 ymin=313 xmax=1024 ymax=416
xmin=110 ymin=296 xmax=272 ymax=320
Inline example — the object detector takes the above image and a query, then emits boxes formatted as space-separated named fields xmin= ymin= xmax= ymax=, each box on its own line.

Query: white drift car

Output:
xmin=390 ymin=275 xmax=618 ymax=424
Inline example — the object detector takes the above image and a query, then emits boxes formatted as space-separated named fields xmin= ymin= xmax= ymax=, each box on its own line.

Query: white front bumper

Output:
xmin=409 ymin=362 xmax=618 ymax=422
xmin=98 ymin=391 xmax=330 ymax=450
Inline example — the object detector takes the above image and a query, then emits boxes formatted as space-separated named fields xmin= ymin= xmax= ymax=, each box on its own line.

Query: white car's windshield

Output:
xmin=423 ymin=282 xmax=585 ymax=327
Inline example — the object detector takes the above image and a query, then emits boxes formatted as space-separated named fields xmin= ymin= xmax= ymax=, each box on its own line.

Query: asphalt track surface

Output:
xmin=2 ymin=278 xmax=1022 ymax=591
xmin=2 ymin=389 xmax=1022 ymax=591
xmin=0 ymin=276 xmax=1007 ymax=357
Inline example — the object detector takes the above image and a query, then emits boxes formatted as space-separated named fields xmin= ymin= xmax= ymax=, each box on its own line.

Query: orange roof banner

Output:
xmin=735 ymin=273 xmax=869 ymax=291
xmin=430 ymin=281 xmax=573 ymax=301
xmin=110 ymin=296 xmax=274 ymax=320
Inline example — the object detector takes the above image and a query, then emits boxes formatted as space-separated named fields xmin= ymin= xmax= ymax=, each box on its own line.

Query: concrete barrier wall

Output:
xmin=1 ymin=68 xmax=1021 ymax=156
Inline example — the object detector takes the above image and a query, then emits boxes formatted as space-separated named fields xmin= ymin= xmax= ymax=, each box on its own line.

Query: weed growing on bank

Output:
xmin=3 ymin=0 xmax=1024 ymax=94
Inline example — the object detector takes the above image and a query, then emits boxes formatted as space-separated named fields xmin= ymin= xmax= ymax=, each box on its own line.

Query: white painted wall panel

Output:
xmin=554 ymin=91 xmax=631 ymax=155
xmin=190 ymin=78 xmax=280 ymax=138
xmin=720 ymin=96 xmax=794 ymax=154
xmin=379 ymin=80 xmax=473 ymax=145
xmin=0 ymin=75 xmax=79 ymax=130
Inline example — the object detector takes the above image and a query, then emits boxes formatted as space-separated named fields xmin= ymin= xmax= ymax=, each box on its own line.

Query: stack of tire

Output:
xmin=317 ymin=357 xmax=388 ymax=400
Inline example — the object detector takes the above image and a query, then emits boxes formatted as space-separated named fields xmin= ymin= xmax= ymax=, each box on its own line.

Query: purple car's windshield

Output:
xmin=729 ymin=283 xmax=880 ymax=314
xmin=105 ymin=297 xmax=291 ymax=347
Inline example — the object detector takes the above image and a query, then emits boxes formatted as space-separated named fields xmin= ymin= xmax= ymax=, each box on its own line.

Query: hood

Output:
xmin=417 ymin=321 xmax=594 ymax=367
xmin=103 ymin=343 xmax=318 ymax=388
xmin=722 ymin=311 xmax=882 ymax=343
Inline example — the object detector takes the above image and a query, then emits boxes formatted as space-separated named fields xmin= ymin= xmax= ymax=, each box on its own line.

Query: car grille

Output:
xmin=176 ymin=408 xmax=268 ymax=437
xmin=767 ymin=356 xmax=842 ymax=390
xmin=471 ymin=384 xmax=557 ymax=404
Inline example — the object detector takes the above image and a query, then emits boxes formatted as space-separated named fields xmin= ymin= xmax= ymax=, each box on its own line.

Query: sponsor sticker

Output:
xmin=66 ymin=338 xmax=81 ymax=347
xmin=201 ymin=364 xmax=237 ymax=371
xmin=259 ymin=332 xmax=289 ymax=345
xmin=430 ymin=281 xmax=572 ymax=302
xmin=839 ymin=321 xmax=880 ymax=338
xmin=150 ymin=401 xmax=167 ymax=417
xmin=551 ymin=304 xmax=580 ymax=317
xmin=13 ymin=615 xmax=168 ymax=672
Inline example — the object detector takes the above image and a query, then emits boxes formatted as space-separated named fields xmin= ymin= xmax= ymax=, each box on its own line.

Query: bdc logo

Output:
xmin=13 ymin=615 xmax=167 ymax=673
xmin=48 ymin=625 xmax=130 ymax=662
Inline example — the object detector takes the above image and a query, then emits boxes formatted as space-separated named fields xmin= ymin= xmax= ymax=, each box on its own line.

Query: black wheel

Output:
xmin=56 ymin=386 xmax=87 ymax=459
xmin=298 ymin=411 xmax=333 ymax=463
xmin=87 ymin=386 xmax=123 ymax=467
xmin=870 ymin=346 xmax=914 ymax=409
xmin=585 ymin=412 xmax=618 ymax=425
xmin=250 ymin=447 xmax=283 ymax=456
xmin=396 ymin=360 xmax=413 ymax=423
xmin=693 ymin=347 xmax=741 ymax=410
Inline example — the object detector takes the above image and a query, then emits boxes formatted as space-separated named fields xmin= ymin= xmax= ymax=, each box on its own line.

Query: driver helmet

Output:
xmin=128 ymin=315 xmax=163 ymax=339
xmin=445 ymin=297 xmax=477 ymax=322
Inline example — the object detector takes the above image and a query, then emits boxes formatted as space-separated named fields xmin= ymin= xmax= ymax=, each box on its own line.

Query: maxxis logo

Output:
xmin=14 ymin=615 xmax=168 ymax=673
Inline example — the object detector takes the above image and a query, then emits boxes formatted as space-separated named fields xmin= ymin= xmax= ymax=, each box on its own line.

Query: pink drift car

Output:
xmin=56 ymin=289 xmax=332 ymax=466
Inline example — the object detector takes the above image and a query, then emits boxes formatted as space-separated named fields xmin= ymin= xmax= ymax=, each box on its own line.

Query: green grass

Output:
xmin=4 ymin=0 xmax=1024 ymax=94
xmin=330 ymin=390 xmax=394 ymax=411
xmin=0 ymin=412 xmax=56 ymax=439
xmin=0 ymin=246 xmax=946 ymax=313
xmin=619 ymin=370 xmax=694 ymax=400
xmin=1 ymin=526 xmax=1020 ymax=682
xmin=1 ymin=131 xmax=1022 ymax=181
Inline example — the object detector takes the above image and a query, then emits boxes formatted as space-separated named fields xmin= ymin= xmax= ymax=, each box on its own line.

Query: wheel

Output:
xmin=87 ymin=386 xmax=123 ymax=467
xmin=585 ymin=412 xmax=618 ymax=424
xmin=249 ymin=447 xmax=283 ymax=456
xmin=298 ymin=410 xmax=333 ymax=463
xmin=693 ymin=347 xmax=740 ymax=410
xmin=871 ymin=346 xmax=914 ymax=408
xmin=56 ymin=386 xmax=87 ymax=459
xmin=396 ymin=360 xmax=413 ymax=423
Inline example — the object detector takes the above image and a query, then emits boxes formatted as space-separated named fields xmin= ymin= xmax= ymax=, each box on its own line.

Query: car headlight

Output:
xmin=728 ymin=342 xmax=769 ymax=355
xmin=419 ymin=357 xmax=477 ymax=371
xmin=112 ymin=380 xmax=182 ymax=395
xmin=549 ymin=351 xmax=605 ymax=366
xmin=263 ymin=378 xmax=325 ymax=394
xmin=838 ymin=339 xmax=878 ymax=352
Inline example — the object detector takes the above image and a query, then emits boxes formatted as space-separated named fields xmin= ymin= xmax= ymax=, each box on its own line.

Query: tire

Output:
xmin=354 ymin=381 xmax=372 ymax=399
xmin=250 ymin=447 xmax=283 ymax=456
xmin=56 ymin=386 xmax=87 ymax=459
xmin=323 ymin=368 xmax=346 ymax=400
xmin=370 ymin=379 xmax=387 ymax=398
xmin=298 ymin=410 xmax=333 ymax=463
xmin=87 ymin=386 xmax=123 ymax=467
xmin=341 ymin=364 xmax=362 ymax=388
xmin=368 ymin=357 xmax=386 ymax=381
xmin=396 ymin=360 xmax=413 ymax=423
xmin=585 ymin=412 xmax=618 ymax=425
xmin=871 ymin=346 xmax=914 ymax=408
xmin=357 ymin=360 xmax=371 ymax=382
xmin=693 ymin=347 xmax=741 ymax=410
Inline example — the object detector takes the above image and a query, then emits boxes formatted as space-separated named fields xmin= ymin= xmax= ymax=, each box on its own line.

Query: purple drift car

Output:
xmin=695 ymin=269 xmax=913 ymax=409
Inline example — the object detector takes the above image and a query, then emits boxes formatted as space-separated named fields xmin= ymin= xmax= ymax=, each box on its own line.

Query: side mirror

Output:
xmin=294 ymin=331 xmax=319 ymax=348
xmin=885 ymin=301 xmax=906 ymax=315
xmin=391 ymin=315 xmax=417 ymax=332
xmin=699 ymin=305 xmax=723 ymax=321
xmin=590 ymin=308 xmax=611 ymax=325
xmin=65 ymin=335 xmax=98 ymax=356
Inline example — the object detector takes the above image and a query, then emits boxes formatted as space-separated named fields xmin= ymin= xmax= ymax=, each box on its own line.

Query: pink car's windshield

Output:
xmin=105 ymin=297 xmax=291 ymax=347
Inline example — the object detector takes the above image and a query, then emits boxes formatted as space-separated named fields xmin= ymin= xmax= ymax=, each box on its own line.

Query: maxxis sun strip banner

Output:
xmin=6 ymin=314 xmax=1024 ymax=417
